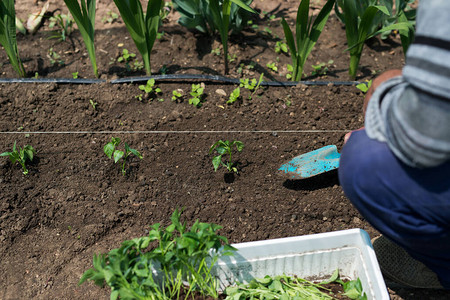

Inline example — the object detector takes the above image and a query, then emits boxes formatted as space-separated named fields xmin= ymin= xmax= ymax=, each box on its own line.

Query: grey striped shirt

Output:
xmin=365 ymin=0 xmax=450 ymax=168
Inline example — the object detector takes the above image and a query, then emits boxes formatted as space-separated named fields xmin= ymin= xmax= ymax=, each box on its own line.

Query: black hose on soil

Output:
xmin=0 ymin=78 xmax=106 ymax=84
xmin=110 ymin=74 xmax=360 ymax=86
xmin=0 ymin=74 xmax=360 ymax=86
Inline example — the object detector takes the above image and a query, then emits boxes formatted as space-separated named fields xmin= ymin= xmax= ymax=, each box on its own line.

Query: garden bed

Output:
xmin=1 ymin=0 xmax=450 ymax=299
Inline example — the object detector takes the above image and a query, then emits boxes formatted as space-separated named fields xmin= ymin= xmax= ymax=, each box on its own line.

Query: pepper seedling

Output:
xmin=0 ymin=141 xmax=36 ymax=175
xmin=209 ymin=140 xmax=244 ymax=173
xmin=104 ymin=137 xmax=143 ymax=175
xmin=137 ymin=78 xmax=162 ymax=101
xmin=189 ymin=83 xmax=205 ymax=107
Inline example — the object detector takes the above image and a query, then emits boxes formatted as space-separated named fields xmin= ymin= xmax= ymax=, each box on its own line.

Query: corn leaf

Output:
xmin=0 ymin=0 xmax=26 ymax=77
xmin=64 ymin=0 xmax=98 ymax=77
xmin=113 ymin=0 xmax=163 ymax=75
xmin=281 ymin=0 xmax=334 ymax=81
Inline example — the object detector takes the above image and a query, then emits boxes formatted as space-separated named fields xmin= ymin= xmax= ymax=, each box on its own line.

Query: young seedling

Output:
xmin=189 ymin=83 xmax=205 ymax=107
xmin=117 ymin=48 xmax=136 ymax=63
xmin=72 ymin=71 xmax=79 ymax=79
xmin=101 ymin=11 xmax=119 ymax=24
xmin=104 ymin=137 xmax=143 ymax=175
xmin=209 ymin=140 xmax=244 ymax=173
xmin=311 ymin=60 xmax=334 ymax=77
xmin=240 ymin=73 xmax=264 ymax=100
xmin=47 ymin=48 xmax=64 ymax=66
xmin=227 ymin=87 xmax=240 ymax=104
xmin=48 ymin=13 xmax=74 ymax=42
xmin=137 ymin=79 xmax=162 ymax=101
xmin=266 ymin=61 xmax=278 ymax=73
xmin=356 ymin=80 xmax=372 ymax=93
xmin=89 ymin=99 xmax=97 ymax=110
xmin=1 ymin=141 xmax=36 ymax=175
xmin=225 ymin=269 xmax=367 ymax=299
xmin=172 ymin=89 xmax=183 ymax=102
xmin=275 ymin=40 xmax=288 ymax=54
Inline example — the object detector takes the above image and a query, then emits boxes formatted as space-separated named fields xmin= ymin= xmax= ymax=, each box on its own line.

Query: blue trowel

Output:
xmin=278 ymin=145 xmax=341 ymax=179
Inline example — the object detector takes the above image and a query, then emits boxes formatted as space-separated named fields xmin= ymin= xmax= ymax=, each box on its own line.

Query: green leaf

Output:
xmin=234 ymin=141 xmax=244 ymax=152
xmin=212 ymin=155 xmax=222 ymax=171
xmin=64 ymin=0 xmax=98 ymax=77
xmin=0 ymin=0 xmax=26 ymax=77
xmin=129 ymin=148 xmax=143 ymax=159
xmin=113 ymin=150 xmax=124 ymax=163
xmin=104 ymin=143 xmax=115 ymax=159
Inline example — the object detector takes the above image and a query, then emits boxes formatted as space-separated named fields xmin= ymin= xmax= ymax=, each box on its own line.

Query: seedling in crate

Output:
xmin=189 ymin=83 xmax=205 ymax=107
xmin=104 ymin=137 xmax=143 ymax=175
xmin=209 ymin=140 xmax=244 ymax=173
xmin=79 ymin=208 xmax=236 ymax=299
xmin=225 ymin=269 xmax=367 ymax=299
xmin=0 ymin=141 xmax=36 ymax=175
xmin=137 ymin=79 xmax=162 ymax=101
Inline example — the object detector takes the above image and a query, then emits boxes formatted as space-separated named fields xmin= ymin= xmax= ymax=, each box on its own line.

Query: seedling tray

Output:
xmin=214 ymin=228 xmax=389 ymax=300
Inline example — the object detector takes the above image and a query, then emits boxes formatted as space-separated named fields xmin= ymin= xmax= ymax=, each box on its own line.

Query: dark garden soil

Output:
xmin=1 ymin=0 xmax=449 ymax=299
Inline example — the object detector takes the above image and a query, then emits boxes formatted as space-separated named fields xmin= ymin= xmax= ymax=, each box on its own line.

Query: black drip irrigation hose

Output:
xmin=110 ymin=74 xmax=361 ymax=86
xmin=0 ymin=78 xmax=106 ymax=84
xmin=0 ymin=74 xmax=361 ymax=86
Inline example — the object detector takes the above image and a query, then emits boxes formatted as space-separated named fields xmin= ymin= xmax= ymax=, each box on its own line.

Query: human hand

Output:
xmin=344 ymin=127 xmax=364 ymax=145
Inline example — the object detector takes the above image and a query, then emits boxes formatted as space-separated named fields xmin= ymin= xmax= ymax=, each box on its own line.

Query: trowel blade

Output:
xmin=278 ymin=145 xmax=340 ymax=179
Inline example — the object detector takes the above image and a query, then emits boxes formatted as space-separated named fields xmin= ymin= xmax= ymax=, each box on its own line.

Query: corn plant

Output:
xmin=173 ymin=0 xmax=253 ymax=35
xmin=336 ymin=0 xmax=412 ymax=79
xmin=0 ymin=0 xmax=26 ymax=77
xmin=64 ymin=0 xmax=98 ymax=77
xmin=113 ymin=0 xmax=164 ymax=76
xmin=1 ymin=141 xmax=35 ymax=175
xmin=281 ymin=0 xmax=335 ymax=81
xmin=203 ymin=0 xmax=256 ymax=74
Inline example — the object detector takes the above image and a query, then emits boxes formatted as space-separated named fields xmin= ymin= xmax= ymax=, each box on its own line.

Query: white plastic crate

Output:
xmin=214 ymin=228 xmax=389 ymax=300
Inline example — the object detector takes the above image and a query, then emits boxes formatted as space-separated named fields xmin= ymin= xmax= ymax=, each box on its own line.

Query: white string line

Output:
xmin=0 ymin=130 xmax=348 ymax=134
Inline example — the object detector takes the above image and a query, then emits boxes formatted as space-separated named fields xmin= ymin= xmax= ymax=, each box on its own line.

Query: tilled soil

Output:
xmin=1 ymin=0 xmax=449 ymax=299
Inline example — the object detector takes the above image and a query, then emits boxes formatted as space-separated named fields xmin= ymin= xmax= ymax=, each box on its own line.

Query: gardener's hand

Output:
xmin=344 ymin=127 xmax=364 ymax=145
xmin=363 ymin=69 xmax=402 ymax=115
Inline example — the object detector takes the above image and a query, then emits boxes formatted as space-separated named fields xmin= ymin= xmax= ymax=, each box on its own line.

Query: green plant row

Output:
xmin=1 ymin=137 xmax=244 ymax=176
xmin=1 ymin=0 xmax=415 ymax=80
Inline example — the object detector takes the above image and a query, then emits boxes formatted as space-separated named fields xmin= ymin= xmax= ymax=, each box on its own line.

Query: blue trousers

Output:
xmin=338 ymin=130 xmax=450 ymax=288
